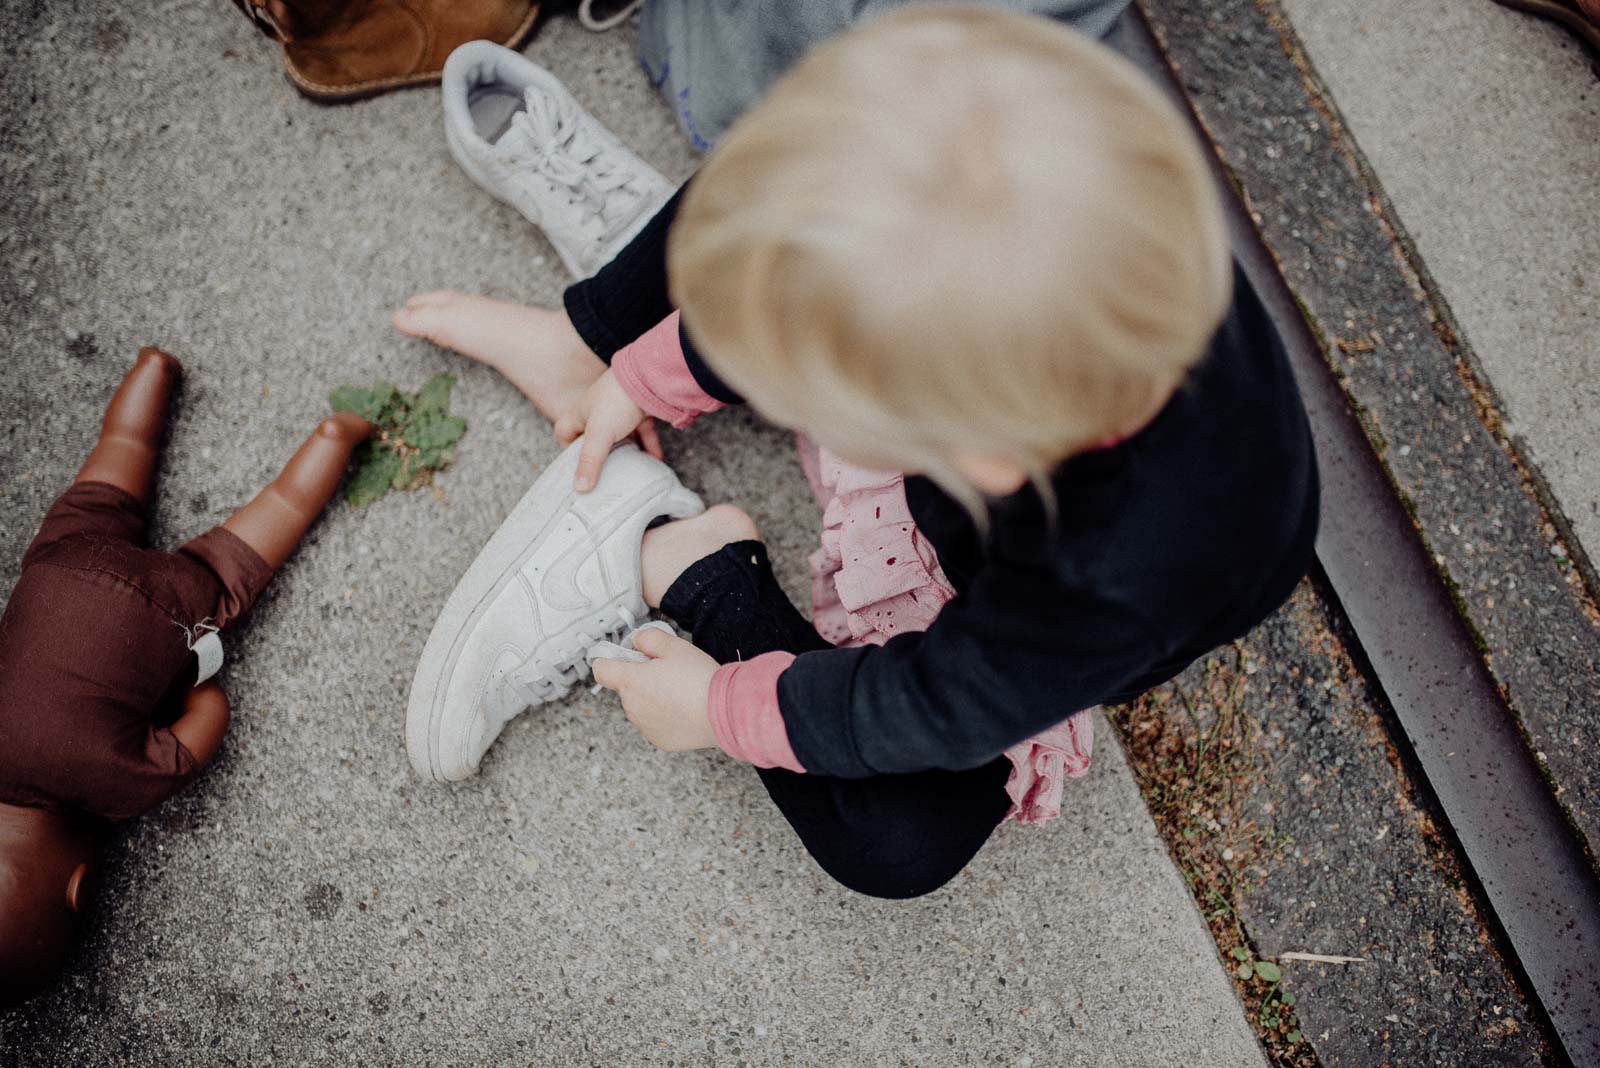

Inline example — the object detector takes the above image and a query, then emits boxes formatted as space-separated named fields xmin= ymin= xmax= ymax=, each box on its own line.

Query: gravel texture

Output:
xmin=1140 ymin=0 xmax=1600 ymax=906
xmin=1238 ymin=586 xmax=1542 ymax=1066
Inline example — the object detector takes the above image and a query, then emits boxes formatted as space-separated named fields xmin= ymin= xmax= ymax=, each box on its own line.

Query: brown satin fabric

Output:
xmin=0 ymin=482 xmax=271 ymax=820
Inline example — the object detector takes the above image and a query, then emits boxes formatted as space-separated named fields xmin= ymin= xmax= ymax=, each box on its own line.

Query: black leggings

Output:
xmin=658 ymin=543 xmax=1011 ymax=899
xmin=565 ymin=193 xmax=1011 ymax=900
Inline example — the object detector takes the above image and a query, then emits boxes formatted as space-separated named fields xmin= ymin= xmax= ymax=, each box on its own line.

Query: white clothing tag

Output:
xmin=193 ymin=630 xmax=225 ymax=686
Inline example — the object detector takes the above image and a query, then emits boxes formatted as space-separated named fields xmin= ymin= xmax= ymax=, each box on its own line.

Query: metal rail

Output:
xmin=1118 ymin=10 xmax=1600 ymax=1064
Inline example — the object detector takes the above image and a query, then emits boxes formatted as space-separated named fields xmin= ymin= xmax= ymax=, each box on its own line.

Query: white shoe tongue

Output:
xmin=489 ymin=88 xmax=568 ymax=157
xmin=519 ymin=86 xmax=567 ymax=140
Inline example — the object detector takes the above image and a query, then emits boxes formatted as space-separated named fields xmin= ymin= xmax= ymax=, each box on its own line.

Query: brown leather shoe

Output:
xmin=1490 ymin=0 xmax=1600 ymax=52
xmin=234 ymin=0 xmax=542 ymax=103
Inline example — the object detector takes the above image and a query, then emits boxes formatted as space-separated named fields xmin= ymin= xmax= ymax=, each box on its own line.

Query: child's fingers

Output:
xmin=554 ymin=410 xmax=584 ymax=446
xmin=574 ymin=431 xmax=613 ymax=493
xmin=591 ymin=656 xmax=634 ymax=691
xmin=636 ymin=419 xmax=665 ymax=461
xmin=628 ymin=626 xmax=686 ymax=659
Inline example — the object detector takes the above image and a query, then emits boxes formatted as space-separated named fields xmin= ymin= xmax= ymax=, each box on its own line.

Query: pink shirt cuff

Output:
xmin=611 ymin=311 xmax=725 ymax=429
xmin=707 ymin=652 xmax=806 ymax=773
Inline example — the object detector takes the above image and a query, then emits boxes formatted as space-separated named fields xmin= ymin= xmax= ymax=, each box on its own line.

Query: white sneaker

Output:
xmin=406 ymin=440 xmax=703 ymax=782
xmin=442 ymin=40 xmax=673 ymax=279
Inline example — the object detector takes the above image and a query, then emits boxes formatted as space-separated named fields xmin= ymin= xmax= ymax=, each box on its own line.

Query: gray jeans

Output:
xmin=638 ymin=0 xmax=1133 ymax=151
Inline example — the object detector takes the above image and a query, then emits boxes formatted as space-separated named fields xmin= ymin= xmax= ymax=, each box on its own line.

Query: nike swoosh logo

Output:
xmin=538 ymin=482 xmax=666 ymax=612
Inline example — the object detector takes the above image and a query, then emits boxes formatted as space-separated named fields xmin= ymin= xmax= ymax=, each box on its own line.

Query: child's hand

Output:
xmin=555 ymin=369 xmax=664 ymax=492
xmin=592 ymin=628 xmax=720 ymax=752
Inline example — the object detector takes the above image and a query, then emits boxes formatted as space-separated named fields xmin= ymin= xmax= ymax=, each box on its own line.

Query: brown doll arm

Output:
xmin=75 ymin=347 xmax=181 ymax=501
xmin=167 ymin=681 xmax=231 ymax=768
xmin=221 ymin=412 xmax=372 ymax=572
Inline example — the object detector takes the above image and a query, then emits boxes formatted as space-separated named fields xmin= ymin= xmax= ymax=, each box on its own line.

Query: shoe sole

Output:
xmin=406 ymin=440 xmax=585 ymax=782
xmin=283 ymin=3 xmax=544 ymax=104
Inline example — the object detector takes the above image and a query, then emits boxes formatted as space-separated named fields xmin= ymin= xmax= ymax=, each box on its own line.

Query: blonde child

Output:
xmin=396 ymin=7 xmax=1317 ymax=897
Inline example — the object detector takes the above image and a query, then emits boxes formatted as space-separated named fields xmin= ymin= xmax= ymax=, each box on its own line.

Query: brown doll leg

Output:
xmin=75 ymin=347 xmax=182 ymax=501
xmin=220 ymin=411 xmax=372 ymax=572
xmin=23 ymin=349 xmax=182 ymax=563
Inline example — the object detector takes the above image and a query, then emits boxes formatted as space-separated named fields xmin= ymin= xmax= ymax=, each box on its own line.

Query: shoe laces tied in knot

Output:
xmin=512 ymin=91 xmax=649 ymax=239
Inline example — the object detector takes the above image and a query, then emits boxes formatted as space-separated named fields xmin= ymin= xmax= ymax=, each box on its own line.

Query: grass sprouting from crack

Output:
xmin=1109 ymin=644 xmax=1316 ymax=1067
xmin=329 ymin=374 xmax=467 ymax=507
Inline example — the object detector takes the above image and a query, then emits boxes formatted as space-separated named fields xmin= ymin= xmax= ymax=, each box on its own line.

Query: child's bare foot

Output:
xmin=393 ymin=291 xmax=605 ymax=423
xmin=640 ymin=505 xmax=760 ymax=608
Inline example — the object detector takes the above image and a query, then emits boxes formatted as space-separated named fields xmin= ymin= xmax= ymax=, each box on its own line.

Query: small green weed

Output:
xmin=329 ymin=374 xmax=467 ymax=506
xmin=1231 ymin=947 xmax=1303 ymax=1043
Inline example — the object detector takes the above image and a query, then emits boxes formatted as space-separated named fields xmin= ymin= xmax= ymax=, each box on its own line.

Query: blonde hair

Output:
xmin=668 ymin=6 xmax=1231 ymax=497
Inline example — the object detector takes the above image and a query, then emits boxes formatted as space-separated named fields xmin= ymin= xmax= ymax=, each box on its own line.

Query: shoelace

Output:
xmin=577 ymin=0 xmax=643 ymax=32
xmin=499 ymin=605 xmax=641 ymax=711
xmin=582 ymin=620 xmax=675 ymax=694
xmin=509 ymin=89 xmax=652 ymax=242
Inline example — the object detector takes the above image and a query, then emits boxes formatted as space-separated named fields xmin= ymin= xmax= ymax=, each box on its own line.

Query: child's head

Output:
xmin=668 ymin=7 xmax=1231 ymax=495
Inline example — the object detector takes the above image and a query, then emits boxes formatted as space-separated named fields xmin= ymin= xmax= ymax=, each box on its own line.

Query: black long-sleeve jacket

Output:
xmin=571 ymin=189 xmax=1319 ymax=779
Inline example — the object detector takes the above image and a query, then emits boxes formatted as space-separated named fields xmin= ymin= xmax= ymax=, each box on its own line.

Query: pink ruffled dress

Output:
xmin=796 ymin=438 xmax=1094 ymax=826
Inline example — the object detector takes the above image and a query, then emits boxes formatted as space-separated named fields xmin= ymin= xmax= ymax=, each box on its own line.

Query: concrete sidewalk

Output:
xmin=1265 ymin=0 xmax=1600 ymax=915
xmin=0 ymin=5 xmax=1265 ymax=1064
xmin=1278 ymin=0 xmax=1599 ymax=561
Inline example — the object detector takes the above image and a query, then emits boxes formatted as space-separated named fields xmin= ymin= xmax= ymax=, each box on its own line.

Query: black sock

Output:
xmin=659 ymin=540 xmax=833 ymax=664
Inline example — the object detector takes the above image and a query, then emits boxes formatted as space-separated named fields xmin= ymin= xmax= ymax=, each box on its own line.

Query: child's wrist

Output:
xmin=707 ymin=656 xmax=806 ymax=773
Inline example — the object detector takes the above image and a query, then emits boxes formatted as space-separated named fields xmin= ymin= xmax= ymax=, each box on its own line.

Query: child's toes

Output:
xmin=405 ymin=289 xmax=460 ymax=310
xmin=392 ymin=305 xmax=425 ymax=335
xmin=393 ymin=303 xmax=449 ymax=342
